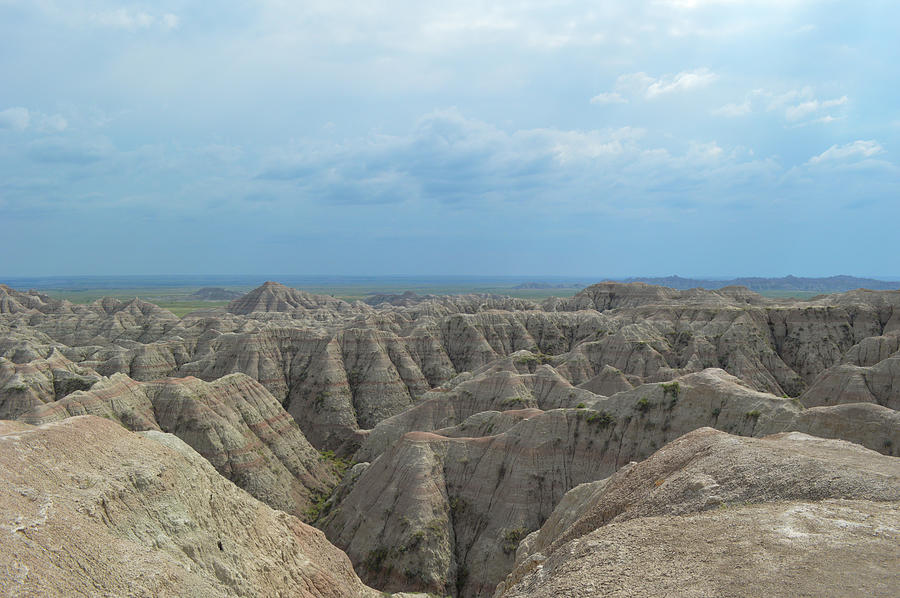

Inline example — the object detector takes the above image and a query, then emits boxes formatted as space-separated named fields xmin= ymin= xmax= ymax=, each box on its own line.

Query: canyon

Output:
xmin=1 ymin=280 xmax=898 ymax=597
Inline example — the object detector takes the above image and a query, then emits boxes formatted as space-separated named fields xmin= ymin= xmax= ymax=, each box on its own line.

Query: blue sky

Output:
xmin=1 ymin=0 xmax=898 ymax=277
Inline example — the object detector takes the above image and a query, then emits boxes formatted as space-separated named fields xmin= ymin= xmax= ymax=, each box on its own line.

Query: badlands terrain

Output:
xmin=1 ymin=280 xmax=899 ymax=597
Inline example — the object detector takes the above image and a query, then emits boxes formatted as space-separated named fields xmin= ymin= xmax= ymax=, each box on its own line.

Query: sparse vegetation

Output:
xmin=635 ymin=397 xmax=651 ymax=413
xmin=501 ymin=395 xmax=528 ymax=407
xmin=745 ymin=410 xmax=761 ymax=419
xmin=318 ymin=449 xmax=353 ymax=477
xmin=449 ymin=497 xmax=469 ymax=515
xmin=304 ymin=490 xmax=330 ymax=522
xmin=586 ymin=410 xmax=615 ymax=427
xmin=514 ymin=351 xmax=554 ymax=366
xmin=313 ymin=391 xmax=331 ymax=411
xmin=501 ymin=526 xmax=530 ymax=554
xmin=426 ymin=518 xmax=445 ymax=536
xmin=363 ymin=547 xmax=392 ymax=573
xmin=661 ymin=381 xmax=680 ymax=398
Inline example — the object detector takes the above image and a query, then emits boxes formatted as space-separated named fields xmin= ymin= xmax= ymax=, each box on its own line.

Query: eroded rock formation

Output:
xmin=2 ymin=279 xmax=899 ymax=597
xmin=495 ymin=428 xmax=900 ymax=598
xmin=0 ymin=416 xmax=382 ymax=597
xmin=18 ymin=373 xmax=337 ymax=517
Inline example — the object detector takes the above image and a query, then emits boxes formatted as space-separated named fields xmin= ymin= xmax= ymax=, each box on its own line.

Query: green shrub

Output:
xmin=501 ymin=395 xmax=528 ymax=407
xmin=586 ymin=410 xmax=614 ymax=427
xmin=501 ymin=526 xmax=529 ymax=554
xmin=661 ymin=381 xmax=680 ymax=398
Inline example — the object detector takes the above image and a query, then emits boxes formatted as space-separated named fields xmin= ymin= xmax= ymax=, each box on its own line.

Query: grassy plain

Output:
xmin=13 ymin=278 xmax=832 ymax=318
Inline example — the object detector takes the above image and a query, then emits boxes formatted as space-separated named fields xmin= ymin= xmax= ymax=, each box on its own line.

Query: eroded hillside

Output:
xmin=1 ymin=280 xmax=899 ymax=597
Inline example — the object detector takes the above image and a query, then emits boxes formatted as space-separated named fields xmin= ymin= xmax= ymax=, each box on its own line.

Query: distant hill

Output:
xmin=514 ymin=282 xmax=584 ymax=289
xmin=617 ymin=275 xmax=900 ymax=293
xmin=190 ymin=287 xmax=243 ymax=300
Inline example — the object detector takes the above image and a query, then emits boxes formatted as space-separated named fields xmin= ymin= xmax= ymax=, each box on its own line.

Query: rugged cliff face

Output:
xmin=0 ymin=416 xmax=383 ymax=598
xmin=18 ymin=373 xmax=337 ymax=518
xmin=495 ymin=428 xmax=900 ymax=598
xmin=1 ymin=280 xmax=899 ymax=597
xmin=4 ymin=282 xmax=898 ymax=448
xmin=321 ymin=368 xmax=898 ymax=597
xmin=0 ymin=347 xmax=100 ymax=419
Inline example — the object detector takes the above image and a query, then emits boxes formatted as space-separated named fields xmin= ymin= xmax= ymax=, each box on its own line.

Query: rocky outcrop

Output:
xmin=7 ymin=281 xmax=897 ymax=452
xmin=2 ymin=279 xmax=899 ymax=597
xmin=364 ymin=291 xmax=540 ymax=314
xmin=227 ymin=281 xmax=356 ymax=315
xmin=496 ymin=428 xmax=900 ymax=598
xmin=358 ymin=366 xmax=898 ymax=464
xmin=327 ymin=367 xmax=898 ymax=597
xmin=499 ymin=500 xmax=899 ymax=598
xmin=802 ymin=356 xmax=900 ymax=410
xmin=0 ymin=349 xmax=100 ymax=419
xmin=0 ymin=416 xmax=382 ymax=597
xmin=355 ymin=359 xmax=596 ymax=461
xmin=18 ymin=373 xmax=336 ymax=517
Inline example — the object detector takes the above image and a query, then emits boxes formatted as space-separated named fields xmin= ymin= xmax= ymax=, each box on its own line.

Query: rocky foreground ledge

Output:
xmin=0 ymin=416 xmax=383 ymax=597
xmin=495 ymin=428 xmax=900 ymax=598
xmin=1 ymin=415 xmax=897 ymax=597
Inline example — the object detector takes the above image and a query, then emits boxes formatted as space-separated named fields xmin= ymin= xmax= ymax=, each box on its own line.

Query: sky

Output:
xmin=1 ymin=0 xmax=898 ymax=278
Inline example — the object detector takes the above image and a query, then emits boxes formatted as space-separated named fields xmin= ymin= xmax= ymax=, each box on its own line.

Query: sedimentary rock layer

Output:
xmin=495 ymin=428 xmax=900 ymax=598
xmin=18 ymin=373 xmax=336 ymax=517
xmin=0 ymin=416 xmax=382 ymax=598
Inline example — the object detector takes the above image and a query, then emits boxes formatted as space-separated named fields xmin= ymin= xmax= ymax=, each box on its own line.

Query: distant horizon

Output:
xmin=4 ymin=272 xmax=900 ymax=291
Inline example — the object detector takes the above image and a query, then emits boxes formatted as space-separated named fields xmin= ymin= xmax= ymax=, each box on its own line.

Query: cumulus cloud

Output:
xmin=595 ymin=68 xmax=717 ymax=104
xmin=258 ymin=109 xmax=770 ymax=207
xmin=645 ymin=68 xmax=718 ymax=97
xmin=785 ymin=96 xmax=848 ymax=121
xmin=0 ymin=107 xmax=31 ymax=131
xmin=806 ymin=140 xmax=885 ymax=165
xmin=712 ymin=87 xmax=850 ymax=124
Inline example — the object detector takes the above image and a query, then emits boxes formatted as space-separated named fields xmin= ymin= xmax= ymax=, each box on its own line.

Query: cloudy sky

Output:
xmin=1 ymin=0 xmax=898 ymax=277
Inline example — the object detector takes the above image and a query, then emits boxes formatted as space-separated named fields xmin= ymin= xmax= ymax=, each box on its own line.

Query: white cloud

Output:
xmin=91 ymin=9 xmax=179 ymax=31
xmin=590 ymin=92 xmax=628 ymax=105
xmin=646 ymin=68 xmax=717 ymax=97
xmin=0 ymin=107 xmax=30 ymax=131
xmin=161 ymin=13 xmax=180 ymax=29
xmin=0 ymin=107 xmax=69 ymax=132
xmin=785 ymin=95 xmax=848 ymax=121
xmin=601 ymin=68 xmax=717 ymax=103
xmin=257 ymin=109 xmax=773 ymax=209
xmin=807 ymin=140 xmax=884 ymax=165
xmin=712 ymin=87 xmax=850 ymax=124
xmin=688 ymin=141 xmax=725 ymax=161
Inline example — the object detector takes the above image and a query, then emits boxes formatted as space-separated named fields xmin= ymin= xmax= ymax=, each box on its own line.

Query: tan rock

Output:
xmin=18 ymin=373 xmax=337 ymax=517
xmin=496 ymin=428 xmax=900 ymax=598
xmin=0 ymin=416 xmax=381 ymax=597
